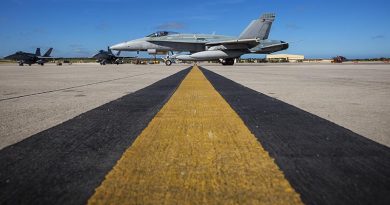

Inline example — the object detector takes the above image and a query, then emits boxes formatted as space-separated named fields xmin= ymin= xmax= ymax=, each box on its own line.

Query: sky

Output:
xmin=0 ymin=0 xmax=389 ymax=59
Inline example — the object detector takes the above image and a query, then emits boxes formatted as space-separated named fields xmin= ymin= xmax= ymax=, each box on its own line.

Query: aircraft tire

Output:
xmin=222 ymin=58 xmax=234 ymax=66
xmin=165 ymin=60 xmax=172 ymax=66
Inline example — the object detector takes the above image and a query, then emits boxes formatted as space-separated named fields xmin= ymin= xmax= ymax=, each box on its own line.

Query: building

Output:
xmin=266 ymin=54 xmax=304 ymax=63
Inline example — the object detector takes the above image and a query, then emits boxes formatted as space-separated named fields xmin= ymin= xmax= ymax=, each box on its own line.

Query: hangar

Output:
xmin=266 ymin=54 xmax=304 ymax=62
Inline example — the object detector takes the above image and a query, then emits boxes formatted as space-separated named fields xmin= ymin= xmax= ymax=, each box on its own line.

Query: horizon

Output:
xmin=1 ymin=0 xmax=389 ymax=59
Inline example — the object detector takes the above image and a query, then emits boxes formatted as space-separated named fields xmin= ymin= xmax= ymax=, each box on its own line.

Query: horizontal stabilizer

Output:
xmin=250 ymin=41 xmax=289 ymax=54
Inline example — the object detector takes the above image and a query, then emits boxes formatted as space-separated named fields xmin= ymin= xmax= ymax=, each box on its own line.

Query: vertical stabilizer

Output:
xmin=43 ymin=48 xmax=53 ymax=57
xmin=239 ymin=13 xmax=275 ymax=40
xmin=35 ymin=48 xmax=41 ymax=56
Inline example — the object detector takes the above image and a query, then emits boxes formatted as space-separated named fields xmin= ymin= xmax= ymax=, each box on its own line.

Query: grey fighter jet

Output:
xmin=110 ymin=13 xmax=288 ymax=66
xmin=4 ymin=48 xmax=53 ymax=66
xmin=92 ymin=47 xmax=125 ymax=65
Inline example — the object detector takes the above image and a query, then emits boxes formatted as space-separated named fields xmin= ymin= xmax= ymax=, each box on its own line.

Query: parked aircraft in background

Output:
xmin=4 ymin=48 xmax=53 ymax=66
xmin=92 ymin=47 xmax=125 ymax=65
xmin=110 ymin=13 xmax=288 ymax=66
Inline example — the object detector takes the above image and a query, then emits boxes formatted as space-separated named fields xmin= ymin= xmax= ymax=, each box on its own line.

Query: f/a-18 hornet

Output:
xmin=4 ymin=48 xmax=53 ymax=66
xmin=92 ymin=47 xmax=124 ymax=65
xmin=110 ymin=13 xmax=288 ymax=66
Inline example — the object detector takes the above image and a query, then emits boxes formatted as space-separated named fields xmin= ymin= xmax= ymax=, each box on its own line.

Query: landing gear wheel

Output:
xmin=19 ymin=63 xmax=24 ymax=66
xmin=221 ymin=58 xmax=235 ymax=66
xmin=165 ymin=60 xmax=172 ymax=66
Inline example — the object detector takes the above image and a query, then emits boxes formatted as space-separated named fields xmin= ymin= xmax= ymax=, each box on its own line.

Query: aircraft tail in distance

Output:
xmin=35 ymin=48 xmax=41 ymax=56
xmin=108 ymin=46 xmax=113 ymax=54
xmin=239 ymin=13 xmax=275 ymax=40
xmin=43 ymin=48 xmax=53 ymax=57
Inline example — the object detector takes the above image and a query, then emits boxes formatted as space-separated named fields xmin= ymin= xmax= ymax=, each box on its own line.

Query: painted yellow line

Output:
xmin=88 ymin=66 xmax=303 ymax=205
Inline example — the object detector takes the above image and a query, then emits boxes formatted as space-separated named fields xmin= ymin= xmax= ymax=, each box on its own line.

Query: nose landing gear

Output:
xmin=163 ymin=51 xmax=175 ymax=66
xmin=165 ymin=60 xmax=172 ymax=66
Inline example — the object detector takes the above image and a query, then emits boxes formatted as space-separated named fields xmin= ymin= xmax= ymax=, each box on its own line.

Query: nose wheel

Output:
xmin=165 ymin=60 xmax=172 ymax=66
xmin=163 ymin=51 xmax=175 ymax=66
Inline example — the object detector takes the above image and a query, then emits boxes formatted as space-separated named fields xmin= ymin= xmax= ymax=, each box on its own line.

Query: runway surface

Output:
xmin=0 ymin=63 xmax=389 ymax=204
xmin=0 ymin=64 xmax=185 ymax=149
xmin=205 ymin=63 xmax=390 ymax=147
xmin=89 ymin=66 xmax=302 ymax=205
xmin=0 ymin=67 xmax=191 ymax=204
xmin=202 ymin=67 xmax=390 ymax=205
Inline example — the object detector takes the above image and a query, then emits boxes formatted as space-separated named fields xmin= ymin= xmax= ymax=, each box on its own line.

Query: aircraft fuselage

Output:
xmin=110 ymin=13 xmax=288 ymax=65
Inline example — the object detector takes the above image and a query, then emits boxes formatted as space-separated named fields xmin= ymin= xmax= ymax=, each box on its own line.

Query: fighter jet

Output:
xmin=92 ymin=47 xmax=124 ymax=65
xmin=110 ymin=13 xmax=288 ymax=66
xmin=4 ymin=48 xmax=53 ymax=66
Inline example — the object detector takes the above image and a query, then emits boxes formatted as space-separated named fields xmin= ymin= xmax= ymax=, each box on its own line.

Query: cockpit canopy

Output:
xmin=146 ymin=31 xmax=178 ymax=37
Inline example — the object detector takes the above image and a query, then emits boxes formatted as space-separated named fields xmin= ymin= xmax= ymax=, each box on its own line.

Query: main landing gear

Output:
xmin=18 ymin=62 xmax=32 ymax=66
xmin=220 ymin=58 xmax=235 ymax=66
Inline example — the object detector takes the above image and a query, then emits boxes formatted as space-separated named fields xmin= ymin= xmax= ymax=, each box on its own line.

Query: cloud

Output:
xmin=372 ymin=35 xmax=385 ymax=40
xmin=156 ymin=22 xmax=186 ymax=30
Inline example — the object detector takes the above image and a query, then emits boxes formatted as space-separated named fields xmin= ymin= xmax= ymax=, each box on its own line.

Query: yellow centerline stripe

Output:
xmin=88 ymin=66 xmax=303 ymax=205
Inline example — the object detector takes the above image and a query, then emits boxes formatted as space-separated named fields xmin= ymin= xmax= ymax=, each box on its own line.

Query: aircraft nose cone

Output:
xmin=4 ymin=54 xmax=14 ymax=60
xmin=110 ymin=43 xmax=125 ymax=51
xmin=110 ymin=40 xmax=145 ymax=51
xmin=283 ymin=43 xmax=289 ymax=50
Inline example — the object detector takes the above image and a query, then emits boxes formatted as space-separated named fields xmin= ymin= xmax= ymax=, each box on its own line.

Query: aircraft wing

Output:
xmin=206 ymin=38 xmax=259 ymax=47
